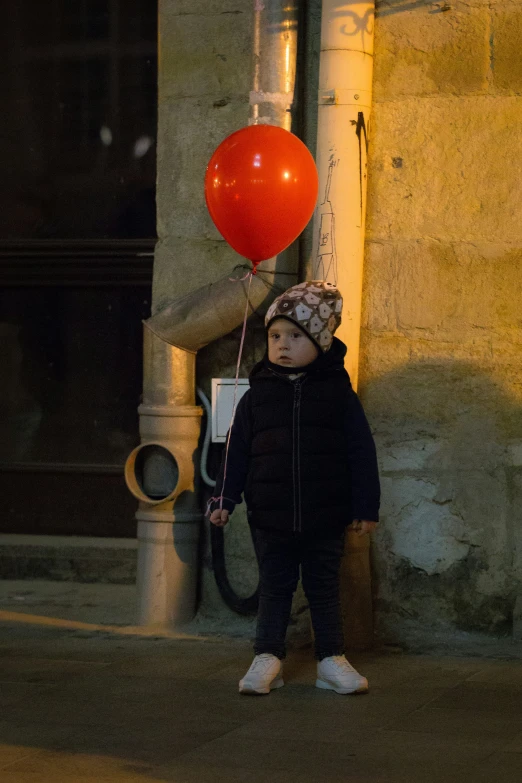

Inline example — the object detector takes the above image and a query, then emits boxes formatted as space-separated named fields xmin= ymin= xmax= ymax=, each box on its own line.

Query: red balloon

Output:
xmin=205 ymin=125 xmax=318 ymax=265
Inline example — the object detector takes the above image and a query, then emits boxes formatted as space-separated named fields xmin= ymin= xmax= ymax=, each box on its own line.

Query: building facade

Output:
xmin=2 ymin=0 xmax=522 ymax=646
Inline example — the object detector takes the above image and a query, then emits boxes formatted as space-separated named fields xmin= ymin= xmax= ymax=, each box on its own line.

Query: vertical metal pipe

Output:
xmin=250 ymin=1 xmax=300 ymax=280
xmin=142 ymin=330 xmax=195 ymax=407
xmin=312 ymin=0 xmax=375 ymax=392
xmin=312 ymin=1 xmax=376 ymax=650
xmin=130 ymin=329 xmax=202 ymax=629
xmin=250 ymin=1 xmax=298 ymax=131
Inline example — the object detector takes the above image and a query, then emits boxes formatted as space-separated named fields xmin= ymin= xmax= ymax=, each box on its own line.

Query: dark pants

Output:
xmin=252 ymin=528 xmax=345 ymax=661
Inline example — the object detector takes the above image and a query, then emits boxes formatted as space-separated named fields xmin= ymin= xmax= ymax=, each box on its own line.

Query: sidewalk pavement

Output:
xmin=2 ymin=582 xmax=522 ymax=782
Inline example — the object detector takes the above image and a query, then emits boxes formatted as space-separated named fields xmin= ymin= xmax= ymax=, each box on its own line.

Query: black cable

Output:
xmin=205 ymin=442 xmax=259 ymax=616
xmin=210 ymin=523 xmax=259 ymax=616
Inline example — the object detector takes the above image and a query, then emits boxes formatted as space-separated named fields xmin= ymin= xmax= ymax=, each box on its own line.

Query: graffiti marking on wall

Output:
xmin=351 ymin=111 xmax=369 ymax=227
xmin=314 ymin=157 xmax=339 ymax=283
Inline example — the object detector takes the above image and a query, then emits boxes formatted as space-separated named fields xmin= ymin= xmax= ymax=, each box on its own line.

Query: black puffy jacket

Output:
xmin=212 ymin=338 xmax=380 ymax=536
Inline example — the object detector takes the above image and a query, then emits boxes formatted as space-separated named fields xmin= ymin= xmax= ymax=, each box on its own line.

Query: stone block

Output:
xmin=514 ymin=595 xmax=522 ymax=640
xmin=492 ymin=7 xmax=522 ymax=93
xmin=362 ymin=238 xmax=522 ymax=434
xmin=367 ymin=240 xmax=522 ymax=335
xmin=362 ymin=240 xmax=396 ymax=333
xmin=509 ymin=471 xmax=522 ymax=600
xmin=373 ymin=465 xmax=513 ymax=633
xmin=374 ymin=5 xmax=490 ymax=99
xmin=377 ymin=437 xmax=442 ymax=472
xmin=358 ymin=333 xmax=412 ymax=383
xmin=508 ymin=442 xmax=522 ymax=466
xmin=0 ymin=536 xmax=137 ymax=584
xmin=380 ymin=475 xmax=470 ymax=575
xmin=370 ymin=345 xmax=514 ymax=475
xmin=159 ymin=9 xmax=252 ymax=101
xmin=157 ymin=98 xmax=249 ymax=239
xmin=367 ymin=97 xmax=522 ymax=243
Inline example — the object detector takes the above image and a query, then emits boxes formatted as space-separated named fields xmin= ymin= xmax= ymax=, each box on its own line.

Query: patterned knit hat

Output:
xmin=265 ymin=281 xmax=343 ymax=351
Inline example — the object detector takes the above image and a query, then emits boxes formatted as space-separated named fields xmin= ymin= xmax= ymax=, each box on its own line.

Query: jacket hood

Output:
xmin=249 ymin=336 xmax=350 ymax=383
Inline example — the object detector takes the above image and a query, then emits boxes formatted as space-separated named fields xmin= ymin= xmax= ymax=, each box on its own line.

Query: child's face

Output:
xmin=267 ymin=318 xmax=319 ymax=368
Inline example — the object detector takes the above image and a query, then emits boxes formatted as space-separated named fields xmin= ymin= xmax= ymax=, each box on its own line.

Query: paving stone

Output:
xmin=267 ymin=682 xmax=447 ymax=726
xmin=1 ymin=618 xmax=522 ymax=783
xmin=0 ymin=657 xmax=110 ymax=684
xmin=0 ymin=774 xmax=158 ymax=783
xmin=166 ymin=733 xmax=370 ymax=776
xmin=468 ymin=661 xmax=522 ymax=687
xmin=380 ymin=665 xmax=484 ymax=692
xmin=111 ymin=649 xmax=235 ymax=679
xmin=158 ymin=758 xmax=392 ymax=783
xmin=0 ymin=745 xmax=42 ymax=771
xmin=0 ymin=681 xmax=58 ymax=708
xmin=465 ymin=751 xmax=522 ymax=783
xmin=160 ymin=730 xmax=479 ymax=782
xmin=2 ymin=730 xmax=238 ymax=779
xmin=428 ymin=682 xmax=522 ymax=715
xmin=391 ymin=705 xmax=522 ymax=739
xmin=360 ymin=729 xmax=501 ymax=765
xmin=1 ymin=750 xmax=147 ymax=779
xmin=0 ymin=721 xmax=79 ymax=772
xmin=502 ymin=731 xmax=522 ymax=753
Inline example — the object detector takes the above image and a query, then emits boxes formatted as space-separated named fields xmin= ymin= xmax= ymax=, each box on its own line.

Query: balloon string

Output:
xmin=216 ymin=271 xmax=253 ymax=512
xmin=229 ymin=262 xmax=258 ymax=282
xmin=229 ymin=270 xmax=251 ymax=282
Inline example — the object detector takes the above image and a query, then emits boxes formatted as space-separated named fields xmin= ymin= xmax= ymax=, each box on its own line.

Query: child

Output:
xmin=209 ymin=281 xmax=380 ymax=695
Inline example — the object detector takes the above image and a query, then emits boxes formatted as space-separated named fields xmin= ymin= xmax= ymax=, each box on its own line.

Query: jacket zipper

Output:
xmin=292 ymin=377 xmax=305 ymax=532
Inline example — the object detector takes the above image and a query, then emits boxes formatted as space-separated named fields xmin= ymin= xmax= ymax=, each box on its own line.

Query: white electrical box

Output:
xmin=211 ymin=378 xmax=250 ymax=443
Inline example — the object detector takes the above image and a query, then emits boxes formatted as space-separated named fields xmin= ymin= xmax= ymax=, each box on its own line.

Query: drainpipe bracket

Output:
xmin=138 ymin=404 xmax=203 ymax=419
xmin=136 ymin=507 xmax=202 ymax=525
xmin=249 ymin=90 xmax=294 ymax=107
xmin=318 ymin=89 xmax=372 ymax=108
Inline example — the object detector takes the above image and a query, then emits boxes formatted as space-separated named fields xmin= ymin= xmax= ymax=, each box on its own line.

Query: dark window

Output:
xmin=0 ymin=0 xmax=157 ymax=240
xmin=0 ymin=0 xmax=157 ymax=537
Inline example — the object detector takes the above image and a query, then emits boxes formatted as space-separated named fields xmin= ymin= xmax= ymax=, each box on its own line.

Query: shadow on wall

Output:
xmin=363 ymin=358 xmax=522 ymax=640
xmin=374 ymin=0 xmax=436 ymax=19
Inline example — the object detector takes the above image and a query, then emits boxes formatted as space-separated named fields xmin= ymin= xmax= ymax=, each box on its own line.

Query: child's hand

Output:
xmin=349 ymin=520 xmax=377 ymax=536
xmin=209 ymin=509 xmax=230 ymax=527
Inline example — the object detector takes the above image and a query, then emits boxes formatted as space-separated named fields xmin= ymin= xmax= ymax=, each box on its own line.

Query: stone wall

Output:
xmin=363 ymin=0 xmax=522 ymax=643
xmin=155 ymin=0 xmax=253 ymax=308
xmin=156 ymin=0 xmax=522 ymax=645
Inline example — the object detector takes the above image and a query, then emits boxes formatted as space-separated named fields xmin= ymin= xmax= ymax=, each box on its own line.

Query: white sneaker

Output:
xmin=316 ymin=655 xmax=369 ymax=695
xmin=239 ymin=654 xmax=284 ymax=695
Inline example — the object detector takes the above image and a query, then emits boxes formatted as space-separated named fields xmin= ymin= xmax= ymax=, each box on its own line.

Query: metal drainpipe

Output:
xmin=125 ymin=333 xmax=202 ymax=627
xmin=312 ymin=0 xmax=374 ymax=392
xmin=249 ymin=0 xmax=299 ymax=280
xmin=125 ymin=0 xmax=299 ymax=629
xmin=312 ymin=1 xmax=375 ymax=649
xmin=250 ymin=0 xmax=298 ymax=131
